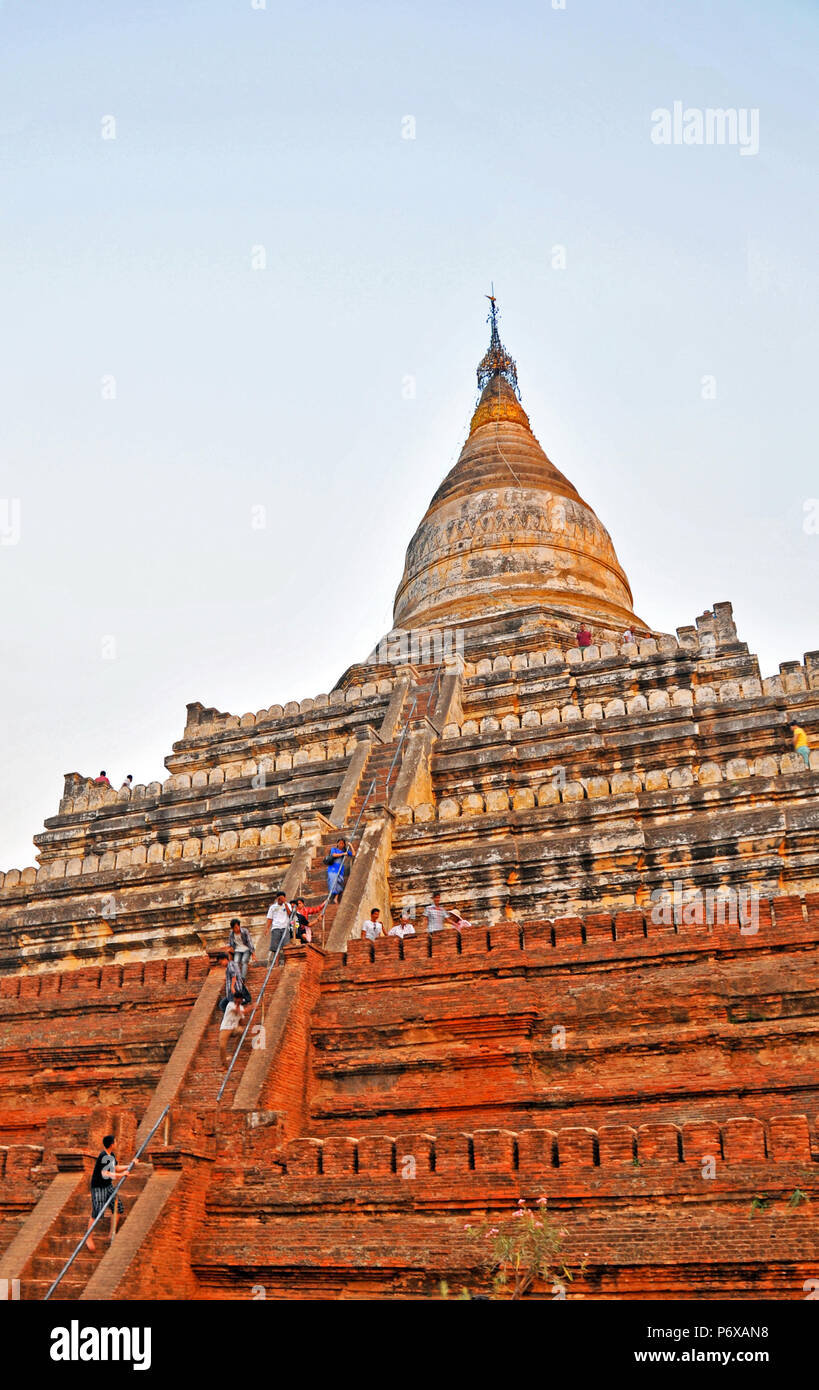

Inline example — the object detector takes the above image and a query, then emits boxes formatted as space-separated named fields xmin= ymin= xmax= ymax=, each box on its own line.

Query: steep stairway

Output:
xmin=343 ymin=665 xmax=444 ymax=830
xmin=299 ymin=837 xmax=340 ymax=946
xmin=21 ymin=1164 xmax=151 ymax=1301
xmin=176 ymin=957 xmax=283 ymax=1109
xmin=345 ymin=741 xmax=398 ymax=824
xmin=409 ymin=667 xmax=443 ymax=724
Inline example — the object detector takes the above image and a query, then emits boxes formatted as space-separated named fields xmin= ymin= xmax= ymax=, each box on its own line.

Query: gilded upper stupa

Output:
xmin=393 ymin=298 xmax=645 ymax=640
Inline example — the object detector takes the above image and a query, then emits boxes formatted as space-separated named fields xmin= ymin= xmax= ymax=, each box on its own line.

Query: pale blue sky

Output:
xmin=1 ymin=0 xmax=817 ymax=868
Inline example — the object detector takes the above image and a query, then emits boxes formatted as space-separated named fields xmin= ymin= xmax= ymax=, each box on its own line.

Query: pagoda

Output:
xmin=0 ymin=302 xmax=818 ymax=1300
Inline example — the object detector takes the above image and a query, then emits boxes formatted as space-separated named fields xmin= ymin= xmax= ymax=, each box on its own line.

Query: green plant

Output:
xmin=788 ymin=1188 xmax=808 ymax=1208
xmin=439 ymin=1280 xmax=471 ymax=1299
xmin=749 ymin=1194 xmax=771 ymax=1217
xmin=466 ymin=1197 xmax=587 ymax=1299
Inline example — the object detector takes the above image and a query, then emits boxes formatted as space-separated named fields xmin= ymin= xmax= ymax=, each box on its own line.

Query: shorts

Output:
xmin=91 ymin=1186 xmax=123 ymax=1220
xmin=268 ymin=926 xmax=288 ymax=959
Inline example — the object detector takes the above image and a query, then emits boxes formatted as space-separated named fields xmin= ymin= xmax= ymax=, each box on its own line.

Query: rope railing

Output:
xmin=44 ymin=1102 xmax=171 ymax=1301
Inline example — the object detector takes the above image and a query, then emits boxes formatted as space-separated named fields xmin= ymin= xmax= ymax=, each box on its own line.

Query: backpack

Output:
xmin=231 ymin=972 xmax=251 ymax=1005
xmin=217 ymin=980 xmax=250 ymax=1014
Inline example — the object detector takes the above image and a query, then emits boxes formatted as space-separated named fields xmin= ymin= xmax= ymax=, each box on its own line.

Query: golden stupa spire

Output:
xmin=391 ymin=298 xmax=646 ymax=636
xmin=470 ymin=289 xmax=531 ymax=435
xmin=476 ymin=286 xmax=519 ymax=397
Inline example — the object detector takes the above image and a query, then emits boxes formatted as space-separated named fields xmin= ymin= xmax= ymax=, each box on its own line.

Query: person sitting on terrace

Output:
xmin=389 ymin=907 xmax=417 ymax=938
xmin=93 ymin=770 xmax=111 ymax=786
xmin=361 ymin=907 xmax=384 ymax=941
xmin=326 ymin=837 xmax=355 ymax=903
xmin=120 ymin=773 xmax=133 ymax=791
xmin=290 ymin=897 xmax=323 ymax=944
xmin=789 ymin=721 xmax=811 ymax=769
xmin=576 ymin=624 xmax=592 ymax=648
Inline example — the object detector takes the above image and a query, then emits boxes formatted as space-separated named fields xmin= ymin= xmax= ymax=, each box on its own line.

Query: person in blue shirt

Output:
xmin=326 ymin=838 xmax=355 ymax=903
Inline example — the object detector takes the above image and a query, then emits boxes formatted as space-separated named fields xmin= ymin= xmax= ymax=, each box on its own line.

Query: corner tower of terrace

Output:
xmin=392 ymin=296 xmax=645 ymax=643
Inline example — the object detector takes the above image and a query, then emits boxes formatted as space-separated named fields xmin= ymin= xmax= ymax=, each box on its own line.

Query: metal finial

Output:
xmin=477 ymin=288 xmax=519 ymax=396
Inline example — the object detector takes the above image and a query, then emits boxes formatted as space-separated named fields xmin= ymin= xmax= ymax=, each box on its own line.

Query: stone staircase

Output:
xmin=345 ymin=741 xmax=397 ymax=825
xmin=409 ymin=669 xmax=443 ymax=725
xmin=299 ymin=837 xmax=340 ymax=945
xmin=21 ymin=1164 xmax=151 ymax=1301
xmin=175 ymin=957 xmax=280 ymax=1109
xmin=347 ymin=666 xmax=444 ymax=826
xmin=297 ymin=672 xmax=446 ymax=945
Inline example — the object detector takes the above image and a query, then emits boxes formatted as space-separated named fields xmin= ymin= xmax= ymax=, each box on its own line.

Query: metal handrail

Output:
xmin=44 ymin=1102 xmax=171 ymax=1301
xmin=428 ymin=661 xmax=445 ymax=717
xmin=318 ymin=784 xmax=374 ymax=946
xmin=217 ymin=928 xmax=288 ymax=1102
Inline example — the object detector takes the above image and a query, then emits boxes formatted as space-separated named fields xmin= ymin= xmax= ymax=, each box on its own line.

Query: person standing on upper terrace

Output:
xmin=326 ymin=838 xmax=355 ymax=903
xmin=789 ymin=721 xmax=811 ymax=768
xmin=576 ymin=623 xmax=592 ymax=648
xmin=228 ymin=918 xmax=254 ymax=979
xmin=361 ymin=907 xmax=384 ymax=940
xmin=424 ymin=891 xmax=448 ymax=933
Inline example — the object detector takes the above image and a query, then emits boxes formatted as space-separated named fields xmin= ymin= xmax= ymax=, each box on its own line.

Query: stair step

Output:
xmin=30 ymin=1255 xmax=99 ymax=1283
xmin=24 ymin=1279 xmax=85 ymax=1301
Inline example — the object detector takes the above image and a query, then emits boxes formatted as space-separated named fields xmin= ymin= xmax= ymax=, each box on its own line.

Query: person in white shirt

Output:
xmin=424 ymin=891 xmax=448 ymax=933
xmin=361 ymin=908 xmax=384 ymax=941
xmin=389 ymin=909 xmax=417 ymax=938
xmin=447 ymin=908 xmax=471 ymax=932
xmin=219 ymin=999 xmax=246 ymax=1066
xmin=266 ymin=891 xmax=293 ymax=964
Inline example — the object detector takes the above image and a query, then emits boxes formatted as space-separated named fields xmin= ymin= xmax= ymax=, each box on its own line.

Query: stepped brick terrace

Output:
xmin=1 ymin=307 xmax=818 ymax=1300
